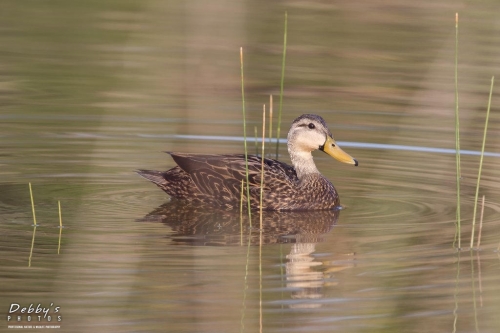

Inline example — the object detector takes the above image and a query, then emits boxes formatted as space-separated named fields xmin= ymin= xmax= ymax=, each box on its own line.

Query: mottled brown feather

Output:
xmin=137 ymin=152 xmax=339 ymax=211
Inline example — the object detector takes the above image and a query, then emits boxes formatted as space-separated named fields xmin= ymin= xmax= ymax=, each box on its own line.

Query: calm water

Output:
xmin=1 ymin=1 xmax=500 ymax=332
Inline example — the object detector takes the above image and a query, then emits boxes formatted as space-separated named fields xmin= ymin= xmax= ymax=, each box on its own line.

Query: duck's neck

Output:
xmin=288 ymin=146 xmax=320 ymax=180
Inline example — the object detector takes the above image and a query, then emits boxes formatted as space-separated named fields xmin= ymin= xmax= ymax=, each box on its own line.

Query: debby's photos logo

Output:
xmin=6 ymin=303 xmax=62 ymax=323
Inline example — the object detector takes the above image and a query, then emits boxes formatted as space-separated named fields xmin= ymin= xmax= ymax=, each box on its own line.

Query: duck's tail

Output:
xmin=136 ymin=169 xmax=168 ymax=187
xmin=136 ymin=167 xmax=197 ymax=201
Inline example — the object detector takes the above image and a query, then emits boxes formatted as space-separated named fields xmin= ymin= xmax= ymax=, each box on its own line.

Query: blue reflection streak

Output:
xmin=137 ymin=134 xmax=500 ymax=158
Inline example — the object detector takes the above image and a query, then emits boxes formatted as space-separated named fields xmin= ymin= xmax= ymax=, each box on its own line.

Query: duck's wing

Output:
xmin=169 ymin=153 xmax=297 ymax=207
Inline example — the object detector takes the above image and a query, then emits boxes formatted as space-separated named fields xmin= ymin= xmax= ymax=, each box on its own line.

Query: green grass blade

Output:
xmin=240 ymin=47 xmax=252 ymax=221
xmin=254 ymin=126 xmax=258 ymax=155
xmin=275 ymin=11 xmax=288 ymax=160
xmin=470 ymin=76 xmax=494 ymax=249
xmin=454 ymin=13 xmax=461 ymax=249
xmin=58 ymin=200 xmax=63 ymax=254
xmin=269 ymin=95 xmax=273 ymax=146
xmin=259 ymin=105 xmax=266 ymax=228
xmin=240 ymin=179 xmax=244 ymax=246
xmin=29 ymin=182 xmax=37 ymax=226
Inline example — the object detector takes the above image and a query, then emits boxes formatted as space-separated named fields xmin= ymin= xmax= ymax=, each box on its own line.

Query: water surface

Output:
xmin=1 ymin=1 xmax=500 ymax=332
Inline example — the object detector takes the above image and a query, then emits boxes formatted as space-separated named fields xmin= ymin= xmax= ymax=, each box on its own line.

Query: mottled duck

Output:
xmin=137 ymin=114 xmax=358 ymax=210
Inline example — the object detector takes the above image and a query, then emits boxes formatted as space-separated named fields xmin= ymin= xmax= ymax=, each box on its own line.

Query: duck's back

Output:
xmin=137 ymin=153 xmax=339 ymax=210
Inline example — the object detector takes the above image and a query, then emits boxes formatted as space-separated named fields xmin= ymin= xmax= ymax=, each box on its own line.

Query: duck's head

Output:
xmin=287 ymin=114 xmax=358 ymax=176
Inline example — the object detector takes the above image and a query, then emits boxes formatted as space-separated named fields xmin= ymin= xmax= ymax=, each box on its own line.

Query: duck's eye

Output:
xmin=308 ymin=123 xmax=315 ymax=129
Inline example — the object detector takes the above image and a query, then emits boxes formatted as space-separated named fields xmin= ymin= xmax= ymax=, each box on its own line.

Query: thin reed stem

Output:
xmin=254 ymin=126 xmax=258 ymax=156
xmin=240 ymin=179 xmax=244 ymax=246
xmin=452 ymin=251 xmax=461 ymax=333
xmin=259 ymin=228 xmax=263 ymax=333
xmin=470 ymin=253 xmax=479 ymax=332
xmin=58 ymin=200 xmax=63 ymax=254
xmin=477 ymin=195 xmax=485 ymax=249
xmin=240 ymin=47 xmax=252 ymax=221
xmin=476 ymin=250 xmax=483 ymax=307
xmin=58 ymin=200 xmax=62 ymax=227
xmin=275 ymin=11 xmax=288 ymax=160
xmin=29 ymin=182 xmax=37 ymax=226
xmin=259 ymin=106 xmax=266 ymax=333
xmin=240 ymin=228 xmax=252 ymax=332
xmin=269 ymin=95 xmax=273 ymax=147
xmin=454 ymin=13 xmax=462 ymax=249
xmin=470 ymin=76 xmax=494 ymax=249
xmin=29 ymin=226 xmax=36 ymax=267
xmin=259 ymin=105 xmax=266 ymax=229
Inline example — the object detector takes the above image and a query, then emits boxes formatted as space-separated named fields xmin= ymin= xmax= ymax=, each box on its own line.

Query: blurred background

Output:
xmin=1 ymin=1 xmax=500 ymax=332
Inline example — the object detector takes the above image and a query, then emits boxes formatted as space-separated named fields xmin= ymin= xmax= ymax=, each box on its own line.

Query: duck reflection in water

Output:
xmin=139 ymin=202 xmax=354 ymax=307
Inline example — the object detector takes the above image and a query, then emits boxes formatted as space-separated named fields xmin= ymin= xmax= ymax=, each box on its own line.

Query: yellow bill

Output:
xmin=320 ymin=136 xmax=358 ymax=166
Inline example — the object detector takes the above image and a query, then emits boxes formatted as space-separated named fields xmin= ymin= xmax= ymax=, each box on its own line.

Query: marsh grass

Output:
xmin=28 ymin=226 xmax=36 ymax=267
xmin=470 ymin=254 xmax=479 ymax=332
xmin=258 ymin=105 xmax=265 ymax=331
xmin=269 ymin=95 xmax=273 ymax=145
xmin=476 ymin=250 xmax=484 ymax=307
xmin=275 ymin=11 xmax=288 ymax=160
xmin=470 ymin=76 xmax=494 ymax=249
xmin=454 ymin=13 xmax=462 ymax=249
xmin=28 ymin=182 xmax=38 ymax=267
xmin=259 ymin=226 xmax=263 ymax=333
xmin=259 ymin=105 xmax=266 ymax=229
xmin=254 ymin=126 xmax=258 ymax=155
xmin=29 ymin=182 xmax=37 ymax=226
xmin=240 ymin=47 xmax=252 ymax=221
xmin=476 ymin=195 xmax=485 ymax=249
xmin=452 ymin=14 xmax=495 ymax=252
xmin=451 ymin=15 xmax=494 ymax=331
xmin=240 ymin=226 xmax=252 ymax=333
xmin=28 ymin=185 xmax=66 ymax=259
xmin=452 ymin=250 xmax=460 ymax=333
xmin=58 ymin=200 xmax=63 ymax=254
xmin=240 ymin=179 xmax=244 ymax=245
xmin=239 ymin=12 xmax=287 ymax=227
